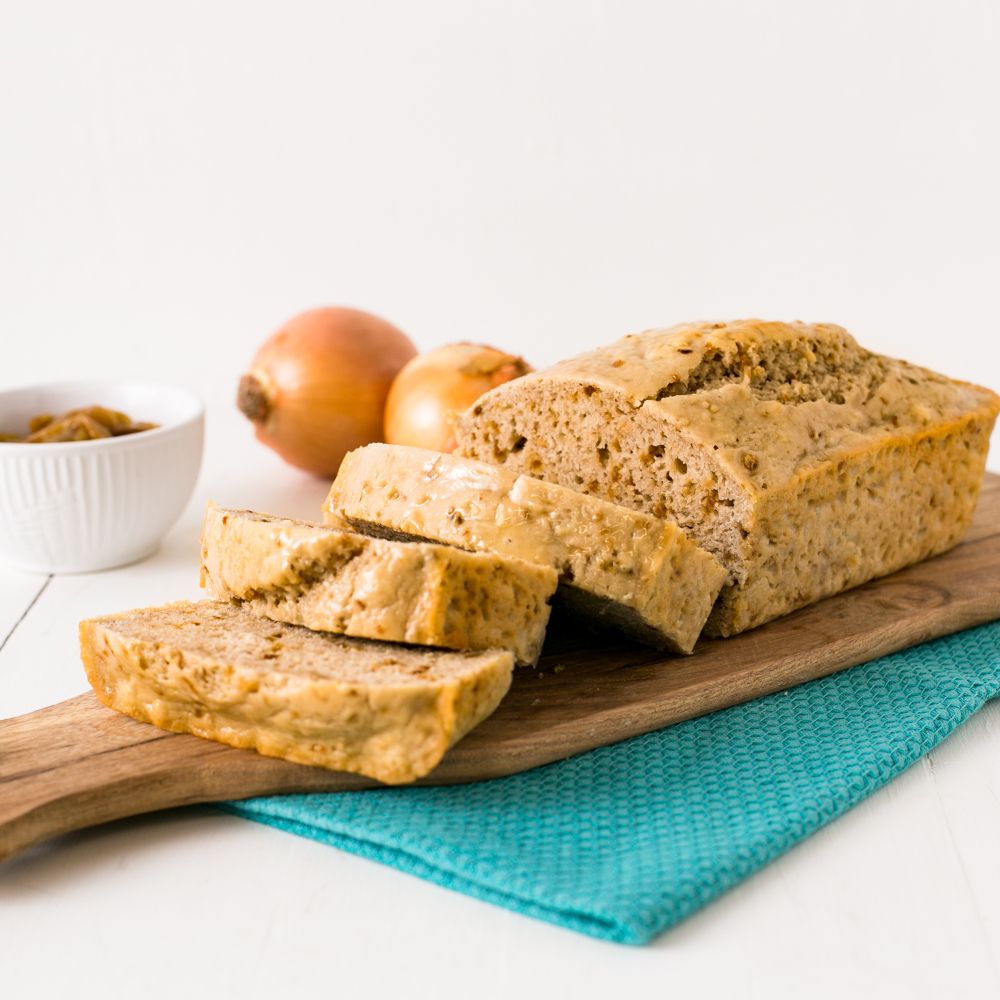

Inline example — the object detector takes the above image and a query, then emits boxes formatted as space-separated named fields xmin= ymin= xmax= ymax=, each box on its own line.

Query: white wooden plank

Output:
xmin=920 ymin=702 xmax=1000 ymax=975
xmin=0 ymin=513 xmax=203 ymax=719
xmin=0 ymin=569 xmax=49 ymax=654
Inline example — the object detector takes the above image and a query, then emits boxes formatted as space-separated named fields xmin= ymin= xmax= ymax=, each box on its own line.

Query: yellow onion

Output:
xmin=238 ymin=307 xmax=416 ymax=476
xmin=384 ymin=342 xmax=531 ymax=453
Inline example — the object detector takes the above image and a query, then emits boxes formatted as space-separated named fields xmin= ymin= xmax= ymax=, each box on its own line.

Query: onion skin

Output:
xmin=238 ymin=307 xmax=416 ymax=476
xmin=384 ymin=342 xmax=532 ymax=453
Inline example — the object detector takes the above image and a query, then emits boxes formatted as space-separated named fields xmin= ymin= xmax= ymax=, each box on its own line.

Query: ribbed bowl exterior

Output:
xmin=0 ymin=417 xmax=203 ymax=573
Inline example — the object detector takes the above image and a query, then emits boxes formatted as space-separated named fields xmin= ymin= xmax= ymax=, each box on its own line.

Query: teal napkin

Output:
xmin=222 ymin=619 xmax=1000 ymax=945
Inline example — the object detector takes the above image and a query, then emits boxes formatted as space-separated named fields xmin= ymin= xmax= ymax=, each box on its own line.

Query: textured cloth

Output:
xmin=224 ymin=619 xmax=1000 ymax=944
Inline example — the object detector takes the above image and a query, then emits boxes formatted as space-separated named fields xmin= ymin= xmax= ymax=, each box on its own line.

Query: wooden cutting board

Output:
xmin=2 ymin=475 xmax=999 ymax=864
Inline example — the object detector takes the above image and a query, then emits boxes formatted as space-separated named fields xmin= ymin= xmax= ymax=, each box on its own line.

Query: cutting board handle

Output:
xmin=0 ymin=694 xmax=176 ymax=863
xmin=0 ymin=693 xmax=367 ymax=864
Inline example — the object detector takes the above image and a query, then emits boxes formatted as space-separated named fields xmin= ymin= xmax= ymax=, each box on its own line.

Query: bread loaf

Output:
xmin=80 ymin=600 xmax=513 ymax=784
xmin=455 ymin=319 xmax=1000 ymax=635
xmin=324 ymin=443 xmax=726 ymax=654
xmin=200 ymin=503 xmax=556 ymax=666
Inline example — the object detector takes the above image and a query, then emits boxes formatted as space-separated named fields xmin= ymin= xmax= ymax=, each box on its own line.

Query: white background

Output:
xmin=2 ymin=2 xmax=999 ymax=998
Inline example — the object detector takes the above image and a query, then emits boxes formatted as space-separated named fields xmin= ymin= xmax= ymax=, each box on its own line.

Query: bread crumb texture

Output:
xmin=79 ymin=600 xmax=513 ymax=783
xmin=455 ymin=319 xmax=1000 ymax=635
xmin=199 ymin=503 xmax=555 ymax=666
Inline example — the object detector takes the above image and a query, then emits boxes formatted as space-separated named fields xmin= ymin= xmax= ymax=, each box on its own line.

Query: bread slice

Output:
xmin=455 ymin=319 xmax=1000 ymax=635
xmin=80 ymin=600 xmax=513 ymax=784
xmin=324 ymin=444 xmax=727 ymax=654
xmin=199 ymin=503 xmax=556 ymax=666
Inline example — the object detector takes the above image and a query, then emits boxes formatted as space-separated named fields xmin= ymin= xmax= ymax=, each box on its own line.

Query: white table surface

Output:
xmin=3 ymin=395 xmax=1000 ymax=1000
xmin=3 ymin=1 xmax=1000 ymax=996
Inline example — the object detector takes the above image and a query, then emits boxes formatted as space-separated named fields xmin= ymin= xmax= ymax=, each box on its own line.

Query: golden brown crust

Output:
xmin=456 ymin=320 xmax=1000 ymax=634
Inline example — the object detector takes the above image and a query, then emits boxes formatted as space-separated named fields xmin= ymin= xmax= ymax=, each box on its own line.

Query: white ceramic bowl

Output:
xmin=0 ymin=381 xmax=204 ymax=573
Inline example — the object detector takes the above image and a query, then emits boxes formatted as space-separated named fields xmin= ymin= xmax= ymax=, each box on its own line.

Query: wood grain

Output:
xmin=2 ymin=475 xmax=999 ymax=865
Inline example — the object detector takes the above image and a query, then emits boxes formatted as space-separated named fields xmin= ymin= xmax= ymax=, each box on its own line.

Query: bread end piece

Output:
xmin=456 ymin=320 xmax=1000 ymax=634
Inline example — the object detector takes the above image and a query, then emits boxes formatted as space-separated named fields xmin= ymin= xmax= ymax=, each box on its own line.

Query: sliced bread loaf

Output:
xmin=455 ymin=319 xmax=1000 ymax=635
xmin=324 ymin=443 xmax=726 ymax=654
xmin=80 ymin=600 xmax=513 ymax=784
xmin=200 ymin=503 xmax=556 ymax=666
